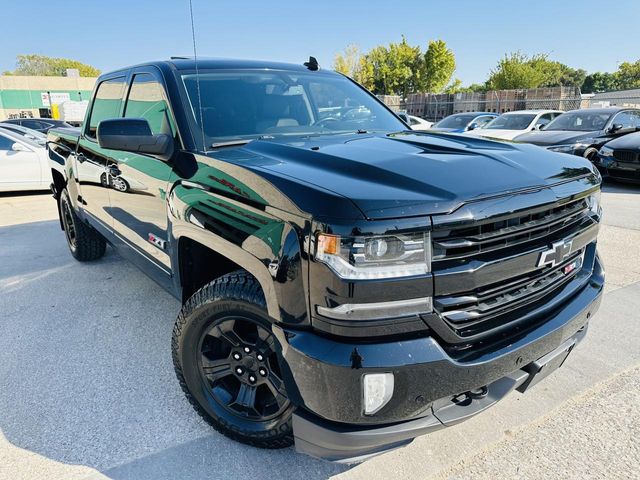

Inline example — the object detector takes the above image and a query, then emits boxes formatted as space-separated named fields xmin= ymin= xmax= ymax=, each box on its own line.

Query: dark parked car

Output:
xmin=2 ymin=118 xmax=73 ymax=133
xmin=47 ymin=58 xmax=604 ymax=462
xmin=430 ymin=112 xmax=497 ymax=132
xmin=514 ymin=107 xmax=640 ymax=160
xmin=594 ymin=131 xmax=640 ymax=183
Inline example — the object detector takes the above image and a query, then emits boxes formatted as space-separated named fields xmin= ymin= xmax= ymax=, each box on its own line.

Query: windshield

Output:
xmin=433 ymin=114 xmax=476 ymax=129
xmin=484 ymin=114 xmax=536 ymax=130
xmin=0 ymin=125 xmax=46 ymax=145
xmin=180 ymin=70 xmax=405 ymax=146
xmin=544 ymin=111 xmax=611 ymax=132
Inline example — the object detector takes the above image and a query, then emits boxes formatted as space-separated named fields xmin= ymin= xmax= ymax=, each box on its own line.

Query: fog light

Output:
xmin=363 ymin=373 xmax=394 ymax=415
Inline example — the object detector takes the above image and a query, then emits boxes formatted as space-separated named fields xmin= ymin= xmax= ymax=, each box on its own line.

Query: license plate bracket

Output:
xmin=516 ymin=338 xmax=576 ymax=393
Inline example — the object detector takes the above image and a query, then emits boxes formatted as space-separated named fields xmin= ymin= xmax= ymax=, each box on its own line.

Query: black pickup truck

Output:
xmin=48 ymin=58 xmax=604 ymax=462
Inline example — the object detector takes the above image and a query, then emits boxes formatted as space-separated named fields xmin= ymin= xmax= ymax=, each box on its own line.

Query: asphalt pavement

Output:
xmin=0 ymin=183 xmax=639 ymax=480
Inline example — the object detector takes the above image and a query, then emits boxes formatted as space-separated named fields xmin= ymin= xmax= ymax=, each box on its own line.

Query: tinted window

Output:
xmin=87 ymin=77 xmax=126 ymax=139
xmin=0 ymin=133 xmax=15 ymax=150
xmin=545 ymin=111 xmax=611 ymax=131
xmin=484 ymin=114 xmax=536 ymax=130
xmin=124 ymin=73 xmax=175 ymax=136
xmin=475 ymin=116 xmax=494 ymax=127
xmin=21 ymin=120 xmax=45 ymax=130
xmin=181 ymin=70 xmax=404 ymax=144
xmin=434 ymin=114 xmax=476 ymax=128
xmin=536 ymin=113 xmax=554 ymax=127
xmin=612 ymin=111 xmax=640 ymax=129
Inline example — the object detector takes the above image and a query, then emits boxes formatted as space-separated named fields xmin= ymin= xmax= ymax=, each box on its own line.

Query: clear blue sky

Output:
xmin=3 ymin=0 xmax=639 ymax=84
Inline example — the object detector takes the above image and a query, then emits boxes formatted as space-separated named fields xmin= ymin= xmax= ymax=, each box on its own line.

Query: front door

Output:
xmin=106 ymin=69 xmax=176 ymax=274
xmin=0 ymin=134 xmax=41 ymax=189
xmin=75 ymin=75 xmax=128 ymax=230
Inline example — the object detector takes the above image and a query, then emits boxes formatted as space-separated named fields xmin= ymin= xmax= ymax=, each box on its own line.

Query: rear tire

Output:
xmin=172 ymin=271 xmax=294 ymax=449
xmin=59 ymin=189 xmax=106 ymax=262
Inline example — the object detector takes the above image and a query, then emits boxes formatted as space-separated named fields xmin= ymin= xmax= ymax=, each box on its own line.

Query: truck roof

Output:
xmin=104 ymin=57 xmax=320 ymax=77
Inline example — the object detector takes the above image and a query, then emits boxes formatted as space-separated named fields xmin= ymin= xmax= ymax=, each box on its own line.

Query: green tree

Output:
xmin=581 ymin=72 xmax=618 ymax=93
xmin=487 ymin=52 xmax=549 ymax=90
xmin=342 ymin=38 xmax=456 ymax=96
xmin=356 ymin=38 xmax=424 ymax=96
xmin=386 ymin=37 xmax=423 ymax=97
xmin=443 ymin=78 xmax=463 ymax=94
xmin=4 ymin=54 xmax=100 ymax=77
xmin=333 ymin=45 xmax=364 ymax=81
xmin=421 ymin=40 xmax=456 ymax=93
xmin=556 ymin=64 xmax=587 ymax=88
xmin=615 ymin=60 xmax=640 ymax=90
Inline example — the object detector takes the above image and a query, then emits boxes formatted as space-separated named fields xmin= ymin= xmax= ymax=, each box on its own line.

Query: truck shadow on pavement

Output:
xmin=0 ymin=220 xmax=348 ymax=480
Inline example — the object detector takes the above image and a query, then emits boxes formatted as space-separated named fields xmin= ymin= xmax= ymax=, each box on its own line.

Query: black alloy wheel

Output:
xmin=172 ymin=271 xmax=294 ymax=448
xmin=199 ymin=315 xmax=289 ymax=421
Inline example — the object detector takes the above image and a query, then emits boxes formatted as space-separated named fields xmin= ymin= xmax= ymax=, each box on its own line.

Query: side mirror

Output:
xmin=534 ymin=123 xmax=545 ymax=131
xmin=97 ymin=118 xmax=174 ymax=161
xmin=11 ymin=142 xmax=29 ymax=152
xmin=608 ymin=123 xmax=623 ymax=133
xmin=467 ymin=122 xmax=479 ymax=131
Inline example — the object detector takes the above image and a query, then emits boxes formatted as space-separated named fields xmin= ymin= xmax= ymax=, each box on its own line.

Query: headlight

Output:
xmin=547 ymin=145 xmax=575 ymax=154
xmin=587 ymin=191 xmax=601 ymax=217
xmin=599 ymin=145 xmax=614 ymax=157
xmin=315 ymin=231 xmax=430 ymax=280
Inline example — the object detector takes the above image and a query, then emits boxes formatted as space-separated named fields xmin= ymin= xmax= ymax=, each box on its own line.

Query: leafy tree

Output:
xmin=334 ymin=45 xmax=364 ymax=81
xmin=581 ymin=72 xmax=619 ymax=93
xmin=4 ymin=54 xmax=100 ymax=77
xmin=386 ymin=38 xmax=423 ymax=97
xmin=338 ymin=38 xmax=456 ymax=96
xmin=421 ymin=40 xmax=456 ymax=93
xmin=443 ymin=78 xmax=463 ymax=94
xmin=556 ymin=65 xmax=587 ymax=88
xmin=615 ymin=60 xmax=640 ymax=90
xmin=467 ymin=83 xmax=489 ymax=93
xmin=486 ymin=52 xmax=550 ymax=90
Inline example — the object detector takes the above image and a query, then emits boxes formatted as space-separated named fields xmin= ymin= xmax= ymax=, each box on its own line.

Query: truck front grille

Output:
xmin=432 ymin=198 xmax=589 ymax=262
xmin=431 ymin=195 xmax=598 ymax=342
xmin=434 ymin=250 xmax=584 ymax=338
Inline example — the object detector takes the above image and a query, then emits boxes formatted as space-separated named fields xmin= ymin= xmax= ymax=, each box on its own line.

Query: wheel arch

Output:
xmin=172 ymin=225 xmax=308 ymax=324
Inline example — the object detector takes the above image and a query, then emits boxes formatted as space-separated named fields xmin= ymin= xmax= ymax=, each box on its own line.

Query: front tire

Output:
xmin=59 ymin=189 xmax=106 ymax=262
xmin=172 ymin=271 xmax=294 ymax=449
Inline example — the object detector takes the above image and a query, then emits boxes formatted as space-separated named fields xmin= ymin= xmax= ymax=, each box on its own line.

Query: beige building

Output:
xmin=0 ymin=76 xmax=97 ymax=121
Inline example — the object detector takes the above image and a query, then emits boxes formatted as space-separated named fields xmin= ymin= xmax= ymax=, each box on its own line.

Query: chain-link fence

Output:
xmin=378 ymin=87 xmax=640 ymax=122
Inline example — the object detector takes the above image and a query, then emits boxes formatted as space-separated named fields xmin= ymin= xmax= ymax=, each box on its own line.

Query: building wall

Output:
xmin=0 ymin=76 xmax=97 ymax=120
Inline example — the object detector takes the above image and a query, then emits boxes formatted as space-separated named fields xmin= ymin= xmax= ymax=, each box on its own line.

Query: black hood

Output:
xmin=514 ymin=129 xmax=601 ymax=146
xmin=213 ymin=132 xmax=597 ymax=220
xmin=604 ymin=131 xmax=640 ymax=151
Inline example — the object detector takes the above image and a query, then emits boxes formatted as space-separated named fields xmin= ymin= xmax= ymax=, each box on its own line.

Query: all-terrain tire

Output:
xmin=172 ymin=270 xmax=294 ymax=449
xmin=59 ymin=189 xmax=106 ymax=262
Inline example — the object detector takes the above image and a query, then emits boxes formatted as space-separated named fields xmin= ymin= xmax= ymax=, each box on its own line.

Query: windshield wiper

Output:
xmin=209 ymin=135 xmax=275 ymax=150
xmin=209 ymin=139 xmax=254 ymax=149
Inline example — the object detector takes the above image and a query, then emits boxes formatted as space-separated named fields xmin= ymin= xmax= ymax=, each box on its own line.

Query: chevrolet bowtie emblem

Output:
xmin=537 ymin=239 xmax=573 ymax=268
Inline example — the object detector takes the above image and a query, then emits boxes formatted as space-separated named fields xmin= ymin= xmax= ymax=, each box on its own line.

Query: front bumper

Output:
xmin=274 ymin=254 xmax=604 ymax=462
xmin=594 ymin=155 xmax=640 ymax=182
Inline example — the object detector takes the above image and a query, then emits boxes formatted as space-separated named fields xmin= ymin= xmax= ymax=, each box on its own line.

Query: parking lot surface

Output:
xmin=1 ymin=184 xmax=639 ymax=480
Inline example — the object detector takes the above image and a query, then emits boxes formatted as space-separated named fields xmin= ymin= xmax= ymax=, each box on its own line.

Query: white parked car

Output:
xmin=398 ymin=112 xmax=433 ymax=131
xmin=0 ymin=129 xmax=50 ymax=192
xmin=465 ymin=110 xmax=563 ymax=140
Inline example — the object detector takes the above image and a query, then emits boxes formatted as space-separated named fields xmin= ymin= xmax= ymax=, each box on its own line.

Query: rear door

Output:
xmin=75 ymin=75 xmax=128 ymax=230
xmin=106 ymin=67 xmax=177 ymax=275
xmin=0 ymin=133 xmax=42 ymax=189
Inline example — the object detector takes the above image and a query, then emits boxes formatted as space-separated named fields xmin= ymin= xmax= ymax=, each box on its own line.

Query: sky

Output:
xmin=3 ymin=0 xmax=639 ymax=85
